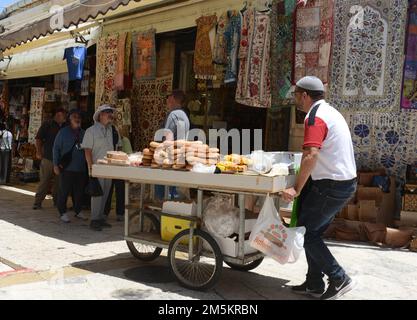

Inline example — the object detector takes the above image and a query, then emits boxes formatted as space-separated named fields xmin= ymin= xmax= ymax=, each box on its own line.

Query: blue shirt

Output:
xmin=63 ymin=47 xmax=87 ymax=81
xmin=53 ymin=126 xmax=86 ymax=172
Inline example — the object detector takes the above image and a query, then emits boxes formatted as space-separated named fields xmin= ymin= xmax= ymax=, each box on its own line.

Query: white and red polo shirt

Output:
xmin=303 ymin=100 xmax=357 ymax=181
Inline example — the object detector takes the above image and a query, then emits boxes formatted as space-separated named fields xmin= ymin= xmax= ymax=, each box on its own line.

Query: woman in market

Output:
xmin=53 ymin=109 xmax=88 ymax=223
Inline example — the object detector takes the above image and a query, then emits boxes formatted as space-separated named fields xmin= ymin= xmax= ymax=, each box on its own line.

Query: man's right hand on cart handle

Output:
xmin=281 ymin=147 xmax=319 ymax=202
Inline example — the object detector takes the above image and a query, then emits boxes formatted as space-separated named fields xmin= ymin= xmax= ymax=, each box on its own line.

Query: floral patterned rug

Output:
xmin=130 ymin=76 xmax=173 ymax=151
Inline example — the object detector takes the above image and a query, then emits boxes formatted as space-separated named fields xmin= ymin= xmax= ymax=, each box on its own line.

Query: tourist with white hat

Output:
xmin=282 ymin=76 xmax=357 ymax=300
xmin=81 ymin=105 xmax=121 ymax=231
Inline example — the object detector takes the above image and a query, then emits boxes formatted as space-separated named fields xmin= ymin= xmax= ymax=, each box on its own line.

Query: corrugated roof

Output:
xmin=0 ymin=0 xmax=138 ymax=51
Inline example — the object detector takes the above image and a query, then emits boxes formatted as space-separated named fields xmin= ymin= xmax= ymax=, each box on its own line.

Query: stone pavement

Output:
xmin=0 ymin=185 xmax=416 ymax=300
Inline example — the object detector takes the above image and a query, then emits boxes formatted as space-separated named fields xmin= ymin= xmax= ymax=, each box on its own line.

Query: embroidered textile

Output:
xmin=224 ymin=11 xmax=242 ymax=83
xmin=401 ymin=1 xmax=417 ymax=110
xmin=116 ymin=98 xmax=132 ymax=128
xmin=213 ymin=12 xmax=229 ymax=65
xmin=157 ymin=39 xmax=176 ymax=77
xmin=95 ymin=34 xmax=119 ymax=108
xmin=293 ymin=0 xmax=334 ymax=84
xmin=271 ymin=0 xmax=296 ymax=107
xmin=131 ymin=76 xmax=173 ymax=151
xmin=329 ymin=0 xmax=408 ymax=112
xmin=194 ymin=15 xmax=218 ymax=80
xmin=342 ymin=110 xmax=417 ymax=181
xmin=236 ymin=9 xmax=271 ymax=108
xmin=132 ymin=29 xmax=157 ymax=81
xmin=125 ymin=32 xmax=132 ymax=75
xmin=115 ymin=33 xmax=127 ymax=91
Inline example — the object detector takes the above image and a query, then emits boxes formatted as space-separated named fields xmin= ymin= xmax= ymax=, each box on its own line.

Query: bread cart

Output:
xmin=93 ymin=165 xmax=295 ymax=290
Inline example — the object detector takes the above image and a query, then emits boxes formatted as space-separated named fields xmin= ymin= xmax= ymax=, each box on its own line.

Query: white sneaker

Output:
xmin=75 ymin=212 xmax=88 ymax=221
xmin=60 ymin=213 xmax=70 ymax=223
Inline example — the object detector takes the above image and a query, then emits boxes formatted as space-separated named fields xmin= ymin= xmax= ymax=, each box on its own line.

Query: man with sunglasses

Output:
xmin=82 ymin=105 xmax=121 ymax=231
xmin=282 ymin=76 xmax=357 ymax=300
xmin=53 ymin=109 xmax=88 ymax=223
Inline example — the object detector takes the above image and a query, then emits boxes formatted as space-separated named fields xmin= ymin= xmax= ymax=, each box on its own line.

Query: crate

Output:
xmin=160 ymin=214 xmax=195 ymax=245
xmin=403 ymin=194 xmax=417 ymax=212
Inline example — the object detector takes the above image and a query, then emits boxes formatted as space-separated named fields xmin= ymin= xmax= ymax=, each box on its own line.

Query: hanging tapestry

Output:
xmin=271 ymin=0 xmax=297 ymax=107
xmin=132 ymin=29 xmax=157 ymax=81
xmin=124 ymin=32 xmax=132 ymax=75
xmin=194 ymin=15 xmax=218 ymax=80
xmin=342 ymin=110 xmax=417 ymax=182
xmin=329 ymin=0 xmax=408 ymax=112
xmin=116 ymin=98 xmax=132 ymax=128
xmin=156 ymin=39 xmax=176 ymax=77
xmin=213 ymin=12 xmax=229 ymax=65
xmin=95 ymin=34 xmax=119 ymax=108
xmin=224 ymin=10 xmax=241 ymax=83
xmin=28 ymin=88 xmax=45 ymax=143
xmin=131 ymin=76 xmax=173 ymax=151
xmin=236 ymin=9 xmax=271 ymax=108
xmin=81 ymin=70 xmax=90 ymax=96
xmin=54 ymin=73 xmax=69 ymax=97
xmin=401 ymin=1 xmax=417 ymax=110
xmin=115 ymin=33 xmax=127 ymax=91
xmin=293 ymin=0 xmax=334 ymax=84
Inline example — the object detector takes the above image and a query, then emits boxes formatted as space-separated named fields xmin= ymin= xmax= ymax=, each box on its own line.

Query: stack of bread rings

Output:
xmin=142 ymin=141 xmax=161 ymax=167
xmin=143 ymin=140 xmax=221 ymax=171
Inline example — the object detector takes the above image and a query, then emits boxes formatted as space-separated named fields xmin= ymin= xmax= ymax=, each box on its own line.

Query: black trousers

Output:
xmin=57 ymin=171 xmax=88 ymax=216
xmin=104 ymin=179 xmax=125 ymax=217
xmin=0 ymin=150 xmax=11 ymax=185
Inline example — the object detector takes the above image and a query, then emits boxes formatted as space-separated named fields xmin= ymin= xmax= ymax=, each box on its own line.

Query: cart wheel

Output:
xmin=225 ymin=257 xmax=264 ymax=272
xmin=168 ymin=229 xmax=223 ymax=291
xmin=126 ymin=213 xmax=162 ymax=262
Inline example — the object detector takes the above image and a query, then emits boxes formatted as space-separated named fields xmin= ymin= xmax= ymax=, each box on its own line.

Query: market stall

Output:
xmin=92 ymin=150 xmax=297 ymax=290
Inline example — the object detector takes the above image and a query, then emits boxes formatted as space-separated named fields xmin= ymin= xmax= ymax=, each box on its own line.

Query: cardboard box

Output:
xmin=358 ymin=172 xmax=376 ymax=187
xmin=357 ymin=187 xmax=383 ymax=206
xmin=377 ymin=177 xmax=396 ymax=226
xmin=358 ymin=200 xmax=379 ymax=223
xmin=162 ymin=201 xmax=196 ymax=216
xmin=347 ymin=204 xmax=359 ymax=221
xmin=212 ymin=235 xmax=258 ymax=257
xmin=400 ymin=211 xmax=417 ymax=227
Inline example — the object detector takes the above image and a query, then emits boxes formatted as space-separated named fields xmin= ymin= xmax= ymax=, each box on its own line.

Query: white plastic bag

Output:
xmin=249 ymin=194 xmax=306 ymax=264
xmin=203 ymin=194 xmax=239 ymax=238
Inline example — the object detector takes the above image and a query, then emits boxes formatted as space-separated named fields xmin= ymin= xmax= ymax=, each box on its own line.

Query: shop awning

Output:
xmin=0 ymin=0 xmax=139 ymax=51
xmin=0 ymin=25 xmax=100 ymax=79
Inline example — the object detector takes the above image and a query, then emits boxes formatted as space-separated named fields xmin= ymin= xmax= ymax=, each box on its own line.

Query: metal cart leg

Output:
xmin=139 ymin=183 xmax=145 ymax=232
xmin=124 ymin=181 xmax=129 ymax=238
xmin=197 ymin=189 xmax=203 ymax=219
xmin=238 ymin=193 xmax=245 ymax=259
xmin=164 ymin=185 xmax=169 ymax=200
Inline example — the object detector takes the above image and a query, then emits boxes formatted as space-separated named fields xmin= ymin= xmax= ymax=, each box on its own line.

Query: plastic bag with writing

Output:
xmin=249 ymin=194 xmax=306 ymax=264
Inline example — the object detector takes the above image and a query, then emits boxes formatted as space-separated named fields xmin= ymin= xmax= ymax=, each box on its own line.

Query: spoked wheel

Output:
xmin=168 ymin=229 xmax=223 ymax=291
xmin=126 ymin=212 xmax=162 ymax=261
xmin=225 ymin=257 xmax=264 ymax=272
